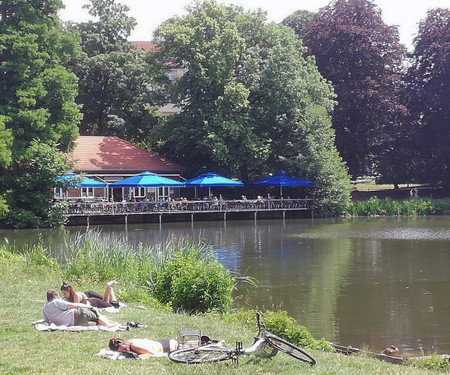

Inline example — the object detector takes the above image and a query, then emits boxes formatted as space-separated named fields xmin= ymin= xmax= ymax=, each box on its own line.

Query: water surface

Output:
xmin=2 ymin=216 xmax=449 ymax=355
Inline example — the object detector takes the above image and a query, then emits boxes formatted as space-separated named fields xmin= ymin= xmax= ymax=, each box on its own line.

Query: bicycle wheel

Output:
xmin=265 ymin=333 xmax=316 ymax=365
xmin=168 ymin=347 xmax=232 ymax=364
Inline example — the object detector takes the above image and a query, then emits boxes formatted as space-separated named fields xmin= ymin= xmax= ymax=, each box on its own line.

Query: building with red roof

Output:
xmin=61 ymin=136 xmax=187 ymax=201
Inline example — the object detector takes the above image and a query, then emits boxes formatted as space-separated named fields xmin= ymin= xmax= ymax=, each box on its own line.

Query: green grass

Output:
xmin=0 ymin=252 xmax=445 ymax=375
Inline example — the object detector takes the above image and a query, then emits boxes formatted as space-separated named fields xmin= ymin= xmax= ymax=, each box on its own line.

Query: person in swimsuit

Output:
xmin=61 ymin=280 xmax=120 ymax=309
xmin=109 ymin=337 xmax=178 ymax=356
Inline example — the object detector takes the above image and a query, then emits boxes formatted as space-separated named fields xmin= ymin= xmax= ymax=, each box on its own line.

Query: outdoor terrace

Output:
xmin=61 ymin=198 xmax=314 ymax=225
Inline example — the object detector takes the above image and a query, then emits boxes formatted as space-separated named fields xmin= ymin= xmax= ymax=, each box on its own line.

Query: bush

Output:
xmin=149 ymin=250 xmax=234 ymax=314
xmin=410 ymin=354 xmax=450 ymax=370
xmin=224 ymin=309 xmax=333 ymax=351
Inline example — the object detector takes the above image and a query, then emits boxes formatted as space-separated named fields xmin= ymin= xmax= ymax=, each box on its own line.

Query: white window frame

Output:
xmin=54 ymin=188 xmax=64 ymax=199
xmin=81 ymin=187 xmax=94 ymax=197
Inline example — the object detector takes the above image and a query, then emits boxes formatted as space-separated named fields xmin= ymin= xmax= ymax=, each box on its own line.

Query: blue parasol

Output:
xmin=109 ymin=171 xmax=183 ymax=187
xmin=247 ymin=172 xmax=315 ymax=197
xmin=182 ymin=172 xmax=243 ymax=197
xmin=58 ymin=174 xmax=106 ymax=188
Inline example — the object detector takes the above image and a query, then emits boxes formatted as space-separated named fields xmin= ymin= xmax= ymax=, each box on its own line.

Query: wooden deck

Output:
xmin=63 ymin=199 xmax=314 ymax=226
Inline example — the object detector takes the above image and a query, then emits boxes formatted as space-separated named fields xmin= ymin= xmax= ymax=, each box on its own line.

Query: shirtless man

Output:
xmin=43 ymin=289 xmax=113 ymax=327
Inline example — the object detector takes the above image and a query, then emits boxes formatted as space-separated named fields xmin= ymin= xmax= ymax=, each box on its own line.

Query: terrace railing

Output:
xmin=61 ymin=198 xmax=313 ymax=216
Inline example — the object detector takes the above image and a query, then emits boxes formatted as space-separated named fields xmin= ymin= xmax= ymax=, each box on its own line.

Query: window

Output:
xmin=132 ymin=187 xmax=146 ymax=198
xmin=54 ymin=188 xmax=64 ymax=199
xmin=81 ymin=187 xmax=94 ymax=197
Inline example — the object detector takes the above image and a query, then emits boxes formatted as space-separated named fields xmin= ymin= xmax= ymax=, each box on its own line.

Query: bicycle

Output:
xmin=168 ymin=313 xmax=316 ymax=365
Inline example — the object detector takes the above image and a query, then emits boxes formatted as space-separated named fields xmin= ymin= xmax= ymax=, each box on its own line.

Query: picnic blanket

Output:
xmin=94 ymin=349 xmax=167 ymax=360
xmin=32 ymin=319 xmax=128 ymax=332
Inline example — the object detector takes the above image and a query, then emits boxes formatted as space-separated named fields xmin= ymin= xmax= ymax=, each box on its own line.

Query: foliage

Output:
xmin=0 ymin=0 xmax=80 ymax=157
xmin=65 ymin=0 xmax=164 ymax=143
xmin=63 ymin=230 xmax=159 ymax=285
xmin=405 ymin=8 xmax=450 ymax=190
xmin=281 ymin=10 xmax=315 ymax=40
xmin=149 ymin=249 xmax=234 ymax=314
xmin=345 ymin=197 xmax=450 ymax=216
xmin=62 ymin=229 xmax=234 ymax=313
xmin=152 ymin=0 xmax=352 ymax=215
xmin=410 ymin=354 xmax=450 ymax=370
xmin=0 ymin=0 xmax=80 ymax=228
xmin=3 ymin=141 xmax=70 ymax=228
xmin=302 ymin=0 xmax=407 ymax=179
xmin=224 ymin=309 xmax=333 ymax=351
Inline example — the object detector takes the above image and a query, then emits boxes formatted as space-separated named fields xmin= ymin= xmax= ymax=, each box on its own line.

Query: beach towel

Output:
xmin=32 ymin=319 xmax=128 ymax=332
xmin=94 ymin=349 xmax=167 ymax=360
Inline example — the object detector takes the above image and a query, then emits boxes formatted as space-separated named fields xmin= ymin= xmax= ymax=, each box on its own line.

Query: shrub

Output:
xmin=149 ymin=250 xmax=234 ymax=314
xmin=410 ymin=354 xmax=450 ymax=370
xmin=224 ymin=309 xmax=333 ymax=351
xmin=345 ymin=197 xmax=450 ymax=216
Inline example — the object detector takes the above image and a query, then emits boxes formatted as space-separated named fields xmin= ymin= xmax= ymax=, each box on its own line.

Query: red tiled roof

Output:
xmin=132 ymin=41 xmax=158 ymax=52
xmin=72 ymin=136 xmax=186 ymax=173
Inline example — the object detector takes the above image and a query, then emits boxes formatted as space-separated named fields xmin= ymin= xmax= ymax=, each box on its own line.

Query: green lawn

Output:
xmin=0 ymin=253 xmax=444 ymax=375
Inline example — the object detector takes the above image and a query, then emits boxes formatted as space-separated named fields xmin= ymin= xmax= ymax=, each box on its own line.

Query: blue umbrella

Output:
xmin=183 ymin=172 xmax=243 ymax=197
xmin=109 ymin=171 xmax=183 ymax=187
xmin=58 ymin=174 xmax=106 ymax=188
xmin=247 ymin=172 xmax=315 ymax=197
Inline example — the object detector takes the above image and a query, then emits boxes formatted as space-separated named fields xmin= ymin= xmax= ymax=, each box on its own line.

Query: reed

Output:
xmin=345 ymin=197 xmax=450 ymax=216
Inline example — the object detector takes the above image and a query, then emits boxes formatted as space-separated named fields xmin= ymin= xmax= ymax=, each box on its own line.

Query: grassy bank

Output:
xmin=1 ymin=252 xmax=447 ymax=374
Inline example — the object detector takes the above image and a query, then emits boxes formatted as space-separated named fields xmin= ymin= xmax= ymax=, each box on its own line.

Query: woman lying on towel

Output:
xmin=109 ymin=338 xmax=179 ymax=356
xmin=61 ymin=281 xmax=120 ymax=309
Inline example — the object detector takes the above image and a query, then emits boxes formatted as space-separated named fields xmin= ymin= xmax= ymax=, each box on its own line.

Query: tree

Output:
xmin=0 ymin=0 xmax=81 ymax=227
xmin=302 ymin=0 xmax=407 ymax=178
xmin=406 ymin=8 xmax=450 ymax=190
xmin=5 ymin=141 xmax=70 ymax=228
xmin=281 ymin=10 xmax=315 ymax=41
xmin=152 ymin=0 xmax=352 ymax=215
xmin=66 ymin=0 xmax=164 ymax=143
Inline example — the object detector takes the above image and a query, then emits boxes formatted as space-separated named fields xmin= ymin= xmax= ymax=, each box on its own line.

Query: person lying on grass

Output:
xmin=108 ymin=337 xmax=179 ymax=356
xmin=43 ymin=289 xmax=114 ymax=327
xmin=61 ymin=280 xmax=120 ymax=309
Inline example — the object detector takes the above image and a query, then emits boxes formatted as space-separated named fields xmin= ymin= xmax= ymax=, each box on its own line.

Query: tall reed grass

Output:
xmin=62 ymin=230 xmax=214 ymax=284
xmin=345 ymin=197 xmax=450 ymax=216
xmin=59 ymin=229 xmax=234 ymax=311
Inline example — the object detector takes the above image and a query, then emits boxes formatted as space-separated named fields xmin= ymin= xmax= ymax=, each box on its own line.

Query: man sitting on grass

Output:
xmin=43 ymin=289 xmax=114 ymax=327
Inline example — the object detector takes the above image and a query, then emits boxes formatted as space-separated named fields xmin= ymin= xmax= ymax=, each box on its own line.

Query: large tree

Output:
xmin=66 ymin=0 xmax=164 ymax=143
xmin=406 ymin=8 xmax=450 ymax=190
xmin=281 ymin=9 xmax=315 ymax=41
xmin=0 ymin=0 xmax=81 ymax=227
xmin=302 ymin=0 xmax=407 ymax=178
xmin=152 ymin=0 xmax=352 ymax=215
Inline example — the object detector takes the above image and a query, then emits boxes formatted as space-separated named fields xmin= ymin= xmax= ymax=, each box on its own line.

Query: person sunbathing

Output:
xmin=109 ymin=337 xmax=178 ymax=356
xmin=61 ymin=280 xmax=120 ymax=309
xmin=43 ymin=289 xmax=114 ymax=327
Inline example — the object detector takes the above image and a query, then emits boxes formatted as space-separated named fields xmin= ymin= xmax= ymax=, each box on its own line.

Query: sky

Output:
xmin=59 ymin=0 xmax=450 ymax=50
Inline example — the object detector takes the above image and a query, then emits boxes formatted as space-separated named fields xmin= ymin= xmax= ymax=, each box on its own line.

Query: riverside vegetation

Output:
xmin=345 ymin=197 xmax=450 ymax=216
xmin=0 ymin=231 xmax=448 ymax=374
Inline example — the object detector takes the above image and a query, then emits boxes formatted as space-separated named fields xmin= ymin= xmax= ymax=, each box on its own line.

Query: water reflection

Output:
xmin=1 ymin=216 xmax=450 ymax=354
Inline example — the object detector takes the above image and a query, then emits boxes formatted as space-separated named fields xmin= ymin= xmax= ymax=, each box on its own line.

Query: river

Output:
xmin=2 ymin=216 xmax=450 ymax=355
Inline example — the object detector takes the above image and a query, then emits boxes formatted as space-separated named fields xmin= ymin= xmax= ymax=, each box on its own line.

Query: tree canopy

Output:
xmin=406 ymin=8 xmax=450 ymax=190
xmin=302 ymin=0 xmax=407 ymax=179
xmin=66 ymin=0 xmax=164 ymax=144
xmin=0 ymin=0 xmax=81 ymax=227
xmin=151 ymin=0 xmax=352 ymax=215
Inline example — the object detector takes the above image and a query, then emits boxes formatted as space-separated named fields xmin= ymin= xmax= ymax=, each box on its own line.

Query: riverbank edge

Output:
xmin=0 ymin=252 xmax=445 ymax=374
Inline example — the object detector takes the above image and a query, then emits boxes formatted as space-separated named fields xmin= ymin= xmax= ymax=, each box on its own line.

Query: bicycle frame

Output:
xmin=168 ymin=313 xmax=316 ymax=365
